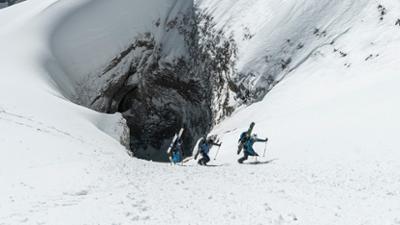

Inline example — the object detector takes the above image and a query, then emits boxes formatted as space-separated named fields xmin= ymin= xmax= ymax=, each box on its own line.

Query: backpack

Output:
xmin=198 ymin=139 xmax=208 ymax=153
xmin=239 ymin=132 xmax=249 ymax=144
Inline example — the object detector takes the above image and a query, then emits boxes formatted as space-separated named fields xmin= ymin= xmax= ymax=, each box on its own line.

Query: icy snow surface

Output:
xmin=1 ymin=0 xmax=400 ymax=224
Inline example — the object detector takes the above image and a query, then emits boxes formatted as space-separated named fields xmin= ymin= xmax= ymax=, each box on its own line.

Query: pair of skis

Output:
xmin=237 ymin=122 xmax=255 ymax=155
xmin=167 ymin=128 xmax=184 ymax=164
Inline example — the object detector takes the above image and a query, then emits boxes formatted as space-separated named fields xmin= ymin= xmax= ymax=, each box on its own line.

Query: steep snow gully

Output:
xmin=48 ymin=0 xmax=237 ymax=161
xmin=46 ymin=0 xmax=374 ymax=162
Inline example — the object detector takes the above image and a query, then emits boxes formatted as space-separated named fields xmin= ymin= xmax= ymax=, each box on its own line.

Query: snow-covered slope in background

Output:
xmin=1 ymin=0 xmax=400 ymax=224
xmin=48 ymin=0 xmax=191 ymax=101
xmin=202 ymin=0 xmax=400 ymax=160
xmin=198 ymin=0 xmax=398 ymax=102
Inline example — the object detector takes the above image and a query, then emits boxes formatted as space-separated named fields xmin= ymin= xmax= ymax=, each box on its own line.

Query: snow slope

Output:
xmin=48 ymin=0 xmax=192 ymax=103
xmin=1 ymin=0 xmax=400 ymax=225
xmin=202 ymin=0 xmax=400 ymax=163
xmin=198 ymin=0 xmax=397 ymax=101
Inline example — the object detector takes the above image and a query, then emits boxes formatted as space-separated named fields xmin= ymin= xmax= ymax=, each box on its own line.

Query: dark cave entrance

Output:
xmin=108 ymin=68 xmax=213 ymax=162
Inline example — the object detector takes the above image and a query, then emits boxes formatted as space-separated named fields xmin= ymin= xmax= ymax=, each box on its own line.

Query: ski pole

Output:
xmin=214 ymin=143 xmax=222 ymax=160
xmin=262 ymin=140 xmax=268 ymax=158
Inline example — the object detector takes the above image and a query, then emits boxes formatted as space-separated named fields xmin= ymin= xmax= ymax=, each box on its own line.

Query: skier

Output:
xmin=170 ymin=137 xmax=184 ymax=164
xmin=167 ymin=128 xmax=185 ymax=164
xmin=237 ymin=122 xmax=255 ymax=155
xmin=194 ymin=135 xmax=221 ymax=165
xmin=237 ymin=133 xmax=268 ymax=164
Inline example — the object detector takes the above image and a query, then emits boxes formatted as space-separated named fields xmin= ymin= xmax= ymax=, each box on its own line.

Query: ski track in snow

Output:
xmin=0 ymin=109 xmax=83 ymax=143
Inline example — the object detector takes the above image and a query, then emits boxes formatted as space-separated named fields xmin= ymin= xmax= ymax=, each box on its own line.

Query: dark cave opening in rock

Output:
xmin=113 ymin=74 xmax=212 ymax=162
xmin=85 ymin=9 xmax=239 ymax=162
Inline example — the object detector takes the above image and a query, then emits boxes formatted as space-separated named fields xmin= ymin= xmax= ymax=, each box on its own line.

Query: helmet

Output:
xmin=207 ymin=134 xmax=217 ymax=142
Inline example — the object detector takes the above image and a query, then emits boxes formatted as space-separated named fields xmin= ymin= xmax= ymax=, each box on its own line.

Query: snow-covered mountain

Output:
xmin=0 ymin=0 xmax=25 ymax=9
xmin=1 ymin=0 xmax=400 ymax=224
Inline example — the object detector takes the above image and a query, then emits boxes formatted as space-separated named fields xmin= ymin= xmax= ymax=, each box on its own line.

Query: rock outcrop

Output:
xmin=73 ymin=4 xmax=238 ymax=161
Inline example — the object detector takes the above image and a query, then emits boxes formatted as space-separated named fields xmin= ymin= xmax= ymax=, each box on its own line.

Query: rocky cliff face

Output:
xmin=0 ymin=0 xmax=25 ymax=8
xmin=72 ymin=4 xmax=238 ymax=161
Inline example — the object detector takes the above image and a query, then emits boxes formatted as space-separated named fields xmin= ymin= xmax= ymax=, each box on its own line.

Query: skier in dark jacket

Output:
xmin=195 ymin=135 xmax=221 ymax=165
xmin=171 ymin=138 xmax=183 ymax=164
xmin=238 ymin=134 xmax=268 ymax=164
xmin=237 ymin=122 xmax=255 ymax=154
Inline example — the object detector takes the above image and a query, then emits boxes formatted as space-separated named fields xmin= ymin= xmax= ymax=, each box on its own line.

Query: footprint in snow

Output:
xmin=19 ymin=218 xmax=28 ymax=223
xmin=131 ymin=216 xmax=150 ymax=221
xmin=264 ymin=203 xmax=272 ymax=211
xmin=288 ymin=213 xmax=298 ymax=221
xmin=274 ymin=215 xmax=286 ymax=225
xmin=74 ymin=190 xmax=89 ymax=196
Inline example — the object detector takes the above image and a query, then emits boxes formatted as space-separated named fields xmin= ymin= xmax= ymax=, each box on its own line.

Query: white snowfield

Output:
xmin=1 ymin=0 xmax=400 ymax=224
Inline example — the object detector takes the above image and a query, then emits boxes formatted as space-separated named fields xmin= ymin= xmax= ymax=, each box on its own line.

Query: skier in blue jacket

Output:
xmin=171 ymin=138 xmax=183 ymax=164
xmin=195 ymin=135 xmax=221 ymax=165
xmin=238 ymin=134 xmax=268 ymax=164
